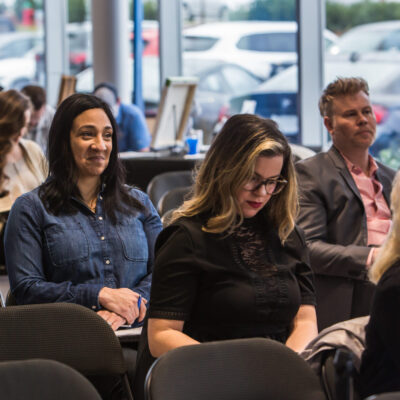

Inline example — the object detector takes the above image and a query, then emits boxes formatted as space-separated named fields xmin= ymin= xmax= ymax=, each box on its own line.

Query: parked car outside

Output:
xmin=0 ymin=31 xmax=42 ymax=89
xmin=75 ymin=56 xmax=160 ymax=108
xmin=183 ymin=21 xmax=337 ymax=80
xmin=329 ymin=20 xmax=400 ymax=61
xmin=77 ymin=59 xmax=261 ymax=144
xmin=183 ymin=61 xmax=262 ymax=142
xmin=228 ymin=60 xmax=400 ymax=147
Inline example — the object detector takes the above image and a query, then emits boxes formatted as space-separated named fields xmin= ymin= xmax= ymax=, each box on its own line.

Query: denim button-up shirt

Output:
xmin=5 ymin=186 xmax=162 ymax=310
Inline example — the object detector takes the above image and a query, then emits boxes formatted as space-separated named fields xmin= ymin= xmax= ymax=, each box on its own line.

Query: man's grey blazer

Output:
xmin=296 ymin=146 xmax=395 ymax=330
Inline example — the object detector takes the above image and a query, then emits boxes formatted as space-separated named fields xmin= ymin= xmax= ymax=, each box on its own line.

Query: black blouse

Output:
xmin=148 ymin=214 xmax=316 ymax=342
xmin=134 ymin=214 xmax=316 ymax=400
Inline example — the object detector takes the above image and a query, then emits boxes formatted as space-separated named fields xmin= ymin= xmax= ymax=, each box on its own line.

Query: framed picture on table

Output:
xmin=151 ymin=77 xmax=198 ymax=150
xmin=57 ymin=75 xmax=77 ymax=106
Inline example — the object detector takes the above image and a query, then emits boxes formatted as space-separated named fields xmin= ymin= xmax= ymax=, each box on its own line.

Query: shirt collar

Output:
xmin=340 ymin=151 xmax=378 ymax=177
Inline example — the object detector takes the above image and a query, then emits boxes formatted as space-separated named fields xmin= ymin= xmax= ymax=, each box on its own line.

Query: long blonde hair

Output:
xmin=171 ymin=114 xmax=298 ymax=242
xmin=369 ymin=171 xmax=400 ymax=283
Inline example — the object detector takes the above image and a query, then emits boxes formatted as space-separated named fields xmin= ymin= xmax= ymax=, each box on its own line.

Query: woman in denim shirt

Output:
xmin=5 ymin=93 xmax=162 ymax=330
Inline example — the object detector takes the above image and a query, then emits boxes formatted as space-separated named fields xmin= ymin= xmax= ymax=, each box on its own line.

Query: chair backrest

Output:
xmin=158 ymin=186 xmax=191 ymax=216
xmin=366 ymin=394 xmax=400 ymax=400
xmin=0 ymin=302 xmax=133 ymax=399
xmin=5 ymin=288 xmax=16 ymax=306
xmin=145 ymin=338 xmax=327 ymax=400
xmin=0 ymin=359 xmax=102 ymax=400
xmin=146 ymin=170 xmax=193 ymax=210
xmin=321 ymin=349 xmax=361 ymax=400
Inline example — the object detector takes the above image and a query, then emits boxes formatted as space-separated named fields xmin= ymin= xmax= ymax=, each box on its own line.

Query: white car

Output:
xmin=0 ymin=24 xmax=94 ymax=90
xmin=329 ymin=20 xmax=400 ymax=58
xmin=0 ymin=31 xmax=42 ymax=89
xmin=183 ymin=21 xmax=337 ymax=80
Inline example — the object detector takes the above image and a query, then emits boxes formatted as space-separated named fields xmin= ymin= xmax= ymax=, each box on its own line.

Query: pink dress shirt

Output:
xmin=342 ymin=154 xmax=391 ymax=266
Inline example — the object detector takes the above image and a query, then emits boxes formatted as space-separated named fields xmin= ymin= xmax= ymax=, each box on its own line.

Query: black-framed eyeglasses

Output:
xmin=242 ymin=176 xmax=288 ymax=195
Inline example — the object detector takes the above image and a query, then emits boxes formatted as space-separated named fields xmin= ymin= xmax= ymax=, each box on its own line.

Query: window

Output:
xmin=0 ymin=1 xmax=45 ymax=90
xmin=220 ymin=65 xmax=260 ymax=96
xmin=181 ymin=0 xmax=298 ymax=145
xmin=236 ymin=32 xmax=296 ymax=52
xmin=381 ymin=30 xmax=400 ymax=51
xmin=183 ymin=36 xmax=218 ymax=51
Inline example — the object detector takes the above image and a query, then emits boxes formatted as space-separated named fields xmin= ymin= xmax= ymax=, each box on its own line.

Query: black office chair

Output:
xmin=144 ymin=338 xmax=327 ymax=400
xmin=0 ymin=359 xmax=102 ymax=399
xmin=158 ymin=186 xmax=191 ymax=216
xmin=321 ymin=349 xmax=361 ymax=400
xmin=146 ymin=170 xmax=193 ymax=211
xmin=0 ymin=302 xmax=134 ymax=399
xmin=0 ymin=210 xmax=8 ymax=274
xmin=5 ymin=288 xmax=16 ymax=306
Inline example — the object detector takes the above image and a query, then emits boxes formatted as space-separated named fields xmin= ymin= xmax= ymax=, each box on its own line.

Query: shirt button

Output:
xmin=101 ymin=236 xmax=105 ymax=241
xmin=105 ymin=259 xmax=110 ymax=265
xmin=98 ymin=216 xmax=103 ymax=221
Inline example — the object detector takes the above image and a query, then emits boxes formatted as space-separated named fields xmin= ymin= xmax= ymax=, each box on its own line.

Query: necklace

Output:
xmin=87 ymin=197 xmax=97 ymax=212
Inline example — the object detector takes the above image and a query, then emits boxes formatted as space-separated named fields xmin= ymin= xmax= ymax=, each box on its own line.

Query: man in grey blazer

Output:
xmin=296 ymin=77 xmax=395 ymax=330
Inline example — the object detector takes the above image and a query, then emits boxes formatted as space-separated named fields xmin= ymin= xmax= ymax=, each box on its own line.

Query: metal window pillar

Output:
xmin=158 ymin=0 xmax=182 ymax=92
xmin=44 ymin=0 xmax=68 ymax=107
xmin=91 ymin=0 xmax=130 ymax=103
xmin=133 ymin=0 xmax=144 ymax=110
xmin=297 ymin=0 xmax=325 ymax=149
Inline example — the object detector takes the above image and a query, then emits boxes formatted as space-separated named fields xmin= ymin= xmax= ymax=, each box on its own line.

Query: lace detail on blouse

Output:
xmin=231 ymin=216 xmax=278 ymax=277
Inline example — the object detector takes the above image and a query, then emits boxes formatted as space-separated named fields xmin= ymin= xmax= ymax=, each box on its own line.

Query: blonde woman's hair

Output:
xmin=318 ymin=77 xmax=369 ymax=118
xmin=171 ymin=114 xmax=298 ymax=242
xmin=369 ymin=171 xmax=400 ymax=284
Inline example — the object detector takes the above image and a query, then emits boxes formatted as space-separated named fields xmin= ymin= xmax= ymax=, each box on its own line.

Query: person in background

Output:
xmin=134 ymin=114 xmax=318 ymax=400
xmin=0 ymin=89 xmax=46 ymax=267
xmin=296 ymin=77 xmax=395 ymax=330
xmin=21 ymin=85 xmax=55 ymax=154
xmin=94 ymin=82 xmax=151 ymax=152
xmin=359 ymin=170 xmax=400 ymax=398
xmin=5 ymin=93 xmax=162 ymax=331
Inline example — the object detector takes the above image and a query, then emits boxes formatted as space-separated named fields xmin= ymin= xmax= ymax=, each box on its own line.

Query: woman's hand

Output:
xmin=97 ymin=309 xmax=126 ymax=331
xmin=98 ymin=287 xmax=145 ymax=324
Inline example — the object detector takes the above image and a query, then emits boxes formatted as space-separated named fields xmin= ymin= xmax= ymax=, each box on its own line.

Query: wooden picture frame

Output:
xmin=57 ymin=75 xmax=77 ymax=106
xmin=151 ymin=77 xmax=198 ymax=150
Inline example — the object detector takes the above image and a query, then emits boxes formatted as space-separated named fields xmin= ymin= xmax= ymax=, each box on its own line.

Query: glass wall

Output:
xmin=0 ymin=0 xmax=45 ymax=90
xmin=73 ymin=0 xmax=160 ymax=115
xmin=325 ymin=0 xmax=400 ymax=168
xmin=67 ymin=0 xmax=92 ymax=75
xmin=181 ymin=0 xmax=302 ymax=144
xmin=139 ymin=0 xmax=159 ymax=114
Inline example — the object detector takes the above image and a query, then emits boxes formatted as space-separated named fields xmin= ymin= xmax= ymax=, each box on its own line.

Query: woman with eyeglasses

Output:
xmin=134 ymin=114 xmax=317 ymax=398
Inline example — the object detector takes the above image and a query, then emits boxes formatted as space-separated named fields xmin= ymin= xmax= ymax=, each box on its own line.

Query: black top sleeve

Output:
xmin=285 ymin=226 xmax=316 ymax=306
xmin=148 ymin=224 xmax=200 ymax=321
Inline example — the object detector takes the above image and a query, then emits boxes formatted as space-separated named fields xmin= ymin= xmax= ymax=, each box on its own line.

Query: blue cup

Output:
xmin=186 ymin=137 xmax=199 ymax=155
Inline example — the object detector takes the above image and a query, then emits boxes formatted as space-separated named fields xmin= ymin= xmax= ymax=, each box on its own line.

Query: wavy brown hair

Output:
xmin=319 ymin=77 xmax=369 ymax=118
xmin=171 ymin=114 xmax=297 ymax=242
xmin=0 ymin=90 xmax=31 ymax=196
